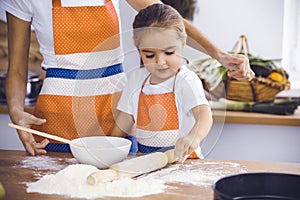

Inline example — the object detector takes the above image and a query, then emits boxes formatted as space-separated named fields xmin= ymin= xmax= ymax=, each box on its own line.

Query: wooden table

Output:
xmin=0 ymin=150 xmax=300 ymax=200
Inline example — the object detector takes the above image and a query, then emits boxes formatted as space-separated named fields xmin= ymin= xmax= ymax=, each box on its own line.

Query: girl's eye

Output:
xmin=145 ymin=54 xmax=155 ymax=58
xmin=165 ymin=51 xmax=175 ymax=55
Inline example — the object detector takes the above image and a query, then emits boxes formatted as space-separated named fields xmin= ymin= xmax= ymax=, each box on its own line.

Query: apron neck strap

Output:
xmin=141 ymin=68 xmax=181 ymax=92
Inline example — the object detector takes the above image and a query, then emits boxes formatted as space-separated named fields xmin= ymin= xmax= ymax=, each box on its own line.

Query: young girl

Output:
xmin=111 ymin=4 xmax=212 ymax=162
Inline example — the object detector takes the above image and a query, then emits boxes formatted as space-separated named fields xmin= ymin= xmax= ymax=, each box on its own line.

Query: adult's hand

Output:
xmin=219 ymin=52 xmax=255 ymax=81
xmin=181 ymin=19 xmax=255 ymax=81
xmin=11 ymin=110 xmax=49 ymax=156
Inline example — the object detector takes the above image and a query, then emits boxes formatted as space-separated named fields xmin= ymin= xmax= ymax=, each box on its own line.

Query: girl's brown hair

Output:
xmin=132 ymin=4 xmax=186 ymax=48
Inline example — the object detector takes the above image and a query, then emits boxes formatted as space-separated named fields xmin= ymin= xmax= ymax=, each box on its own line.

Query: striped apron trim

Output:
xmin=46 ymin=63 xmax=123 ymax=79
xmin=45 ymin=143 xmax=71 ymax=153
xmin=55 ymin=47 xmax=123 ymax=70
xmin=40 ymin=73 xmax=126 ymax=96
xmin=135 ymin=128 xmax=179 ymax=147
xmin=137 ymin=143 xmax=203 ymax=159
xmin=138 ymin=143 xmax=174 ymax=154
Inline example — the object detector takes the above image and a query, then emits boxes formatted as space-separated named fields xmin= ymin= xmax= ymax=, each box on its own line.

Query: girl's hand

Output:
xmin=174 ymin=132 xmax=200 ymax=163
xmin=219 ymin=53 xmax=255 ymax=81
xmin=174 ymin=105 xmax=212 ymax=163
xmin=11 ymin=110 xmax=49 ymax=156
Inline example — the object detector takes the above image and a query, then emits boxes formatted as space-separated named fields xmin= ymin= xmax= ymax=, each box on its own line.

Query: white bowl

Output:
xmin=70 ymin=136 xmax=131 ymax=169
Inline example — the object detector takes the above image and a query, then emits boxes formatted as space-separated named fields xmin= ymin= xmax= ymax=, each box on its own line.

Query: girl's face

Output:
xmin=138 ymin=29 xmax=184 ymax=84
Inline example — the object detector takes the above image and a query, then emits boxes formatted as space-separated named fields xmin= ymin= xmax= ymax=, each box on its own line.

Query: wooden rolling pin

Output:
xmin=87 ymin=149 xmax=177 ymax=185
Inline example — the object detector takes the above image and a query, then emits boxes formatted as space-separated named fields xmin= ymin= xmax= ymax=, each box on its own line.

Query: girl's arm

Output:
xmin=126 ymin=0 xmax=254 ymax=81
xmin=6 ymin=13 xmax=48 ymax=155
xmin=174 ymin=104 xmax=212 ymax=162
xmin=111 ymin=111 xmax=135 ymax=138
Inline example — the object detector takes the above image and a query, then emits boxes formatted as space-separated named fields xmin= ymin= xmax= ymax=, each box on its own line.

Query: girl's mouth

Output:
xmin=157 ymin=68 xmax=169 ymax=72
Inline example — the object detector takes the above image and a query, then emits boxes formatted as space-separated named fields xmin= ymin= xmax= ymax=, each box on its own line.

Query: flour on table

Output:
xmin=143 ymin=161 xmax=248 ymax=187
xmin=14 ymin=155 xmax=77 ymax=178
xmin=25 ymin=161 xmax=247 ymax=199
xmin=15 ymin=155 xmax=77 ymax=171
xmin=26 ymin=164 xmax=165 ymax=199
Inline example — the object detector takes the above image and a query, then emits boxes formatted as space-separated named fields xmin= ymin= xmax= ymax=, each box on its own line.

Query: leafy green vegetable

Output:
xmin=211 ymin=98 xmax=300 ymax=115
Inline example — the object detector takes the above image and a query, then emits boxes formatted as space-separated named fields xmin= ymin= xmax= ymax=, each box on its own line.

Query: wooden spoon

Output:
xmin=8 ymin=123 xmax=83 ymax=147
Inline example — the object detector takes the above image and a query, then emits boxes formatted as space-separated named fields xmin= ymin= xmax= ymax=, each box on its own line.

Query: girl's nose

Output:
xmin=156 ymin=54 xmax=166 ymax=66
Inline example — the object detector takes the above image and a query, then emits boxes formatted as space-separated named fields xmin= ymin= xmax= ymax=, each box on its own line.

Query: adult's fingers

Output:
xmin=17 ymin=131 xmax=36 ymax=156
xmin=26 ymin=114 xmax=46 ymax=126
xmin=227 ymin=70 xmax=245 ymax=80
xmin=24 ymin=142 xmax=36 ymax=156
xmin=30 ymin=139 xmax=49 ymax=155
xmin=228 ymin=70 xmax=254 ymax=81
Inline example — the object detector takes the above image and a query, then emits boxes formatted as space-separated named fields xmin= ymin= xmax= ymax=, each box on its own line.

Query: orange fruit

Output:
xmin=267 ymin=72 xmax=283 ymax=82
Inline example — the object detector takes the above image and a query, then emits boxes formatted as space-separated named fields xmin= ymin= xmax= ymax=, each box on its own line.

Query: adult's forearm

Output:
xmin=6 ymin=72 xmax=27 ymax=118
xmin=6 ymin=12 xmax=31 ymax=121
xmin=183 ymin=19 xmax=226 ymax=61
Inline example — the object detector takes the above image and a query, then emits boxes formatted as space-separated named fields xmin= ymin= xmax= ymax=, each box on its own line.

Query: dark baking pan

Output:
xmin=213 ymin=172 xmax=300 ymax=200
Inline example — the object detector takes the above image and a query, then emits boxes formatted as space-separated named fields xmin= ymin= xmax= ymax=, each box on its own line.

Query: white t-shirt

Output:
xmin=0 ymin=0 xmax=121 ymax=69
xmin=117 ymin=65 xmax=209 ymax=138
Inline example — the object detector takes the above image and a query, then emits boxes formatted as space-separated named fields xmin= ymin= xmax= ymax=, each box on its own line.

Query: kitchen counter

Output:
xmin=1 ymin=105 xmax=299 ymax=126
xmin=213 ymin=108 xmax=300 ymax=126
xmin=1 ymin=150 xmax=300 ymax=200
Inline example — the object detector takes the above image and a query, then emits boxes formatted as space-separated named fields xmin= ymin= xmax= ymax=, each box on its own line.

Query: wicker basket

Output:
xmin=225 ymin=77 xmax=290 ymax=102
xmin=223 ymin=35 xmax=290 ymax=102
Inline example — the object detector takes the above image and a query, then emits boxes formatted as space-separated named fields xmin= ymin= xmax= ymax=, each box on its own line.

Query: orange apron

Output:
xmin=136 ymin=70 xmax=202 ymax=158
xmin=32 ymin=0 xmax=124 ymax=145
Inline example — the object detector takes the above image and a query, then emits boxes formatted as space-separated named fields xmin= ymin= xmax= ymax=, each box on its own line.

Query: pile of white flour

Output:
xmin=22 ymin=156 xmax=248 ymax=199
xmin=26 ymin=164 xmax=165 ymax=198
